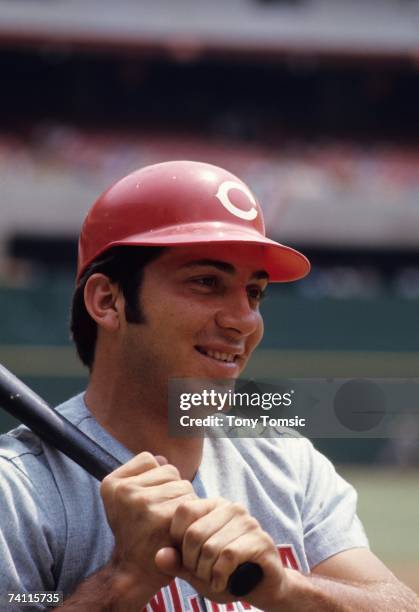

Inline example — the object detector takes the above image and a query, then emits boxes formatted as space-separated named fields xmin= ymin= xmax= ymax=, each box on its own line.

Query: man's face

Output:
xmin=119 ymin=244 xmax=267 ymax=388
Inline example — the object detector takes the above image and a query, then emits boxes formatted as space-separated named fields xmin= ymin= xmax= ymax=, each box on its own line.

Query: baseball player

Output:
xmin=0 ymin=161 xmax=418 ymax=611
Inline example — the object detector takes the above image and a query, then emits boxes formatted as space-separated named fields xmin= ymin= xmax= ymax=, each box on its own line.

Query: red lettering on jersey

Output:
xmin=209 ymin=603 xmax=253 ymax=611
xmin=188 ymin=596 xmax=254 ymax=611
xmin=146 ymin=589 xmax=166 ymax=611
xmin=278 ymin=545 xmax=300 ymax=570
xmin=188 ymin=597 xmax=201 ymax=612
xmin=168 ymin=580 xmax=183 ymax=611
xmin=188 ymin=596 xmax=201 ymax=612
xmin=145 ymin=548 xmax=303 ymax=612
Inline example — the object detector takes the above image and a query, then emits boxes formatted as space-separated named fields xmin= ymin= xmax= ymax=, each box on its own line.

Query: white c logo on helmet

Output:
xmin=215 ymin=180 xmax=258 ymax=221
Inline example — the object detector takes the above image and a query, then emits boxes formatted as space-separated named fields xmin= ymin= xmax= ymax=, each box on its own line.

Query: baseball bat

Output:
xmin=0 ymin=362 xmax=263 ymax=598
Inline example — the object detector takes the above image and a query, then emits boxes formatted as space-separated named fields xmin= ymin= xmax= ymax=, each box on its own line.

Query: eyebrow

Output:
xmin=180 ymin=259 xmax=269 ymax=281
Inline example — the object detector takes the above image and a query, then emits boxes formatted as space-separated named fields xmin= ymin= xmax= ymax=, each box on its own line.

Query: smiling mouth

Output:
xmin=195 ymin=346 xmax=239 ymax=364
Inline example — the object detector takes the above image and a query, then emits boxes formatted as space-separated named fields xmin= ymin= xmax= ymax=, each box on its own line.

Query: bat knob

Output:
xmin=227 ymin=562 xmax=264 ymax=597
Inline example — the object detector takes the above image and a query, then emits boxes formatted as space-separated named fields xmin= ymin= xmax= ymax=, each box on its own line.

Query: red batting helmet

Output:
xmin=77 ymin=160 xmax=310 ymax=283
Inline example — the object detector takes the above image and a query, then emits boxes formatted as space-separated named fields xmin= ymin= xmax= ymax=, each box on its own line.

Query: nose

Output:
xmin=215 ymin=290 xmax=262 ymax=338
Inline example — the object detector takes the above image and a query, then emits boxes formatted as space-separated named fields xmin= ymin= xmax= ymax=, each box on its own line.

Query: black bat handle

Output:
xmin=0 ymin=364 xmax=120 ymax=480
xmin=0 ymin=363 xmax=263 ymax=597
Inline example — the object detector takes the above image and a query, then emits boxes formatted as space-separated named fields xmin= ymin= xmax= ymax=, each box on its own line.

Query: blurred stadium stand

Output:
xmin=0 ymin=0 xmax=418 ymax=464
xmin=0 ymin=0 xmax=418 ymax=58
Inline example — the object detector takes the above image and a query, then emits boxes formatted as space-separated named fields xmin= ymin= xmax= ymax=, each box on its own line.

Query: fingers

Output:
xmin=210 ymin=530 xmax=275 ymax=592
xmin=170 ymin=498 xmax=266 ymax=588
xmin=102 ymin=477 xmax=195 ymax=526
xmin=170 ymin=498 xmax=223 ymax=544
xmin=171 ymin=499 xmax=239 ymax=574
xmin=168 ymin=528 xmax=275 ymax=595
xmin=101 ymin=456 xmax=181 ymax=503
xmin=195 ymin=513 xmax=261 ymax=587
xmin=128 ymin=464 xmax=180 ymax=487
xmin=100 ymin=452 xmax=194 ymax=531
xmin=106 ymin=451 xmax=166 ymax=479
xmin=155 ymin=455 xmax=169 ymax=466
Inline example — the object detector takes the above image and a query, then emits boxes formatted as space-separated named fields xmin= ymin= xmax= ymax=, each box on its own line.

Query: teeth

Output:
xmin=203 ymin=348 xmax=235 ymax=363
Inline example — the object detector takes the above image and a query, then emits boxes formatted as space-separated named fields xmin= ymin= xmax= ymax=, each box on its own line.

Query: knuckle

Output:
xmin=201 ymin=540 xmax=217 ymax=559
xmin=179 ymin=479 xmax=195 ymax=494
xmin=99 ymin=475 xmax=113 ymax=497
xmin=113 ymin=479 xmax=135 ymax=500
xmin=138 ymin=451 xmax=159 ymax=470
xmin=175 ymin=500 xmax=194 ymax=520
xmin=139 ymin=451 xmax=156 ymax=463
xmin=184 ymin=525 xmax=202 ymax=547
xmin=262 ymin=531 xmax=275 ymax=548
xmin=112 ymin=482 xmax=149 ymax=513
xmin=245 ymin=516 xmax=260 ymax=531
xmin=164 ymin=464 xmax=181 ymax=479
xmin=231 ymin=502 xmax=247 ymax=516
xmin=220 ymin=546 xmax=236 ymax=563
xmin=132 ymin=491 xmax=149 ymax=510
xmin=151 ymin=504 xmax=171 ymax=524
xmin=183 ymin=492 xmax=197 ymax=503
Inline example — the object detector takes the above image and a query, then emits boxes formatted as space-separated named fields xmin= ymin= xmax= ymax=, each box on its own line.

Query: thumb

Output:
xmin=155 ymin=547 xmax=182 ymax=576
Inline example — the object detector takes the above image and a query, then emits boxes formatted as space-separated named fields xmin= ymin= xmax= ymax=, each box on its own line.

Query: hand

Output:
xmin=100 ymin=452 xmax=196 ymax=596
xmin=155 ymin=497 xmax=289 ymax=609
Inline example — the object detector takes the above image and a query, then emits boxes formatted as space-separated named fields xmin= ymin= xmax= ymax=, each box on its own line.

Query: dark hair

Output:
xmin=70 ymin=246 xmax=165 ymax=369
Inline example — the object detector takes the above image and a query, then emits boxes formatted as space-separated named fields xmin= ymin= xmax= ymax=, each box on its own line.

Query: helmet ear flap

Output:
xmin=76 ymin=160 xmax=310 ymax=284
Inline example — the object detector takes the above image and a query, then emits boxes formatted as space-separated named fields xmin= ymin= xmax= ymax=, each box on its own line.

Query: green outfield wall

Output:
xmin=1 ymin=284 xmax=418 ymax=463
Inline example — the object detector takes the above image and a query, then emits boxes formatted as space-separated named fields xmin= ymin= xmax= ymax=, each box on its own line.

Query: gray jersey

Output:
xmin=0 ymin=393 xmax=368 ymax=611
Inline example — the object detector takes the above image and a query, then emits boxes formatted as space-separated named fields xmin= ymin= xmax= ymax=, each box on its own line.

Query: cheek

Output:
xmin=250 ymin=314 xmax=264 ymax=350
xmin=151 ymin=298 xmax=203 ymax=344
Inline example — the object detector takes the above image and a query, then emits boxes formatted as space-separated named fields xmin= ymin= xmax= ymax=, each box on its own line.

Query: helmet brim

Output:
xmin=80 ymin=221 xmax=310 ymax=283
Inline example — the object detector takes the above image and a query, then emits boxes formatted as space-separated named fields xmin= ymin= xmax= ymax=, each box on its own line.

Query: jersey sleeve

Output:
xmin=0 ymin=455 xmax=64 ymax=611
xmin=298 ymin=439 xmax=369 ymax=569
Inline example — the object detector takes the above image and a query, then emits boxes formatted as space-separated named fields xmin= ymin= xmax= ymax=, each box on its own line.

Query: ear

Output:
xmin=83 ymin=273 xmax=123 ymax=332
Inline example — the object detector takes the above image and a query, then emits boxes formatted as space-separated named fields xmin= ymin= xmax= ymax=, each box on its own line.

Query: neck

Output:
xmin=84 ymin=371 xmax=204 ymax=482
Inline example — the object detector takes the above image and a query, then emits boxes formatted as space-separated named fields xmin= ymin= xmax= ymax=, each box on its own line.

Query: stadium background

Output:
xmin=0 ymin=0 xmax=418 ymax=592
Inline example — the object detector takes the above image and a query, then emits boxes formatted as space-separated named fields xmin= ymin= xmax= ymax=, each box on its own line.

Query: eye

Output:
xmin=191 ymin=276 xmax=218 ymax=289
xmin=247 ymin=285 xmax=267 ymax=302
xmin=194 ymin=276 xmax=217 ymax=287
